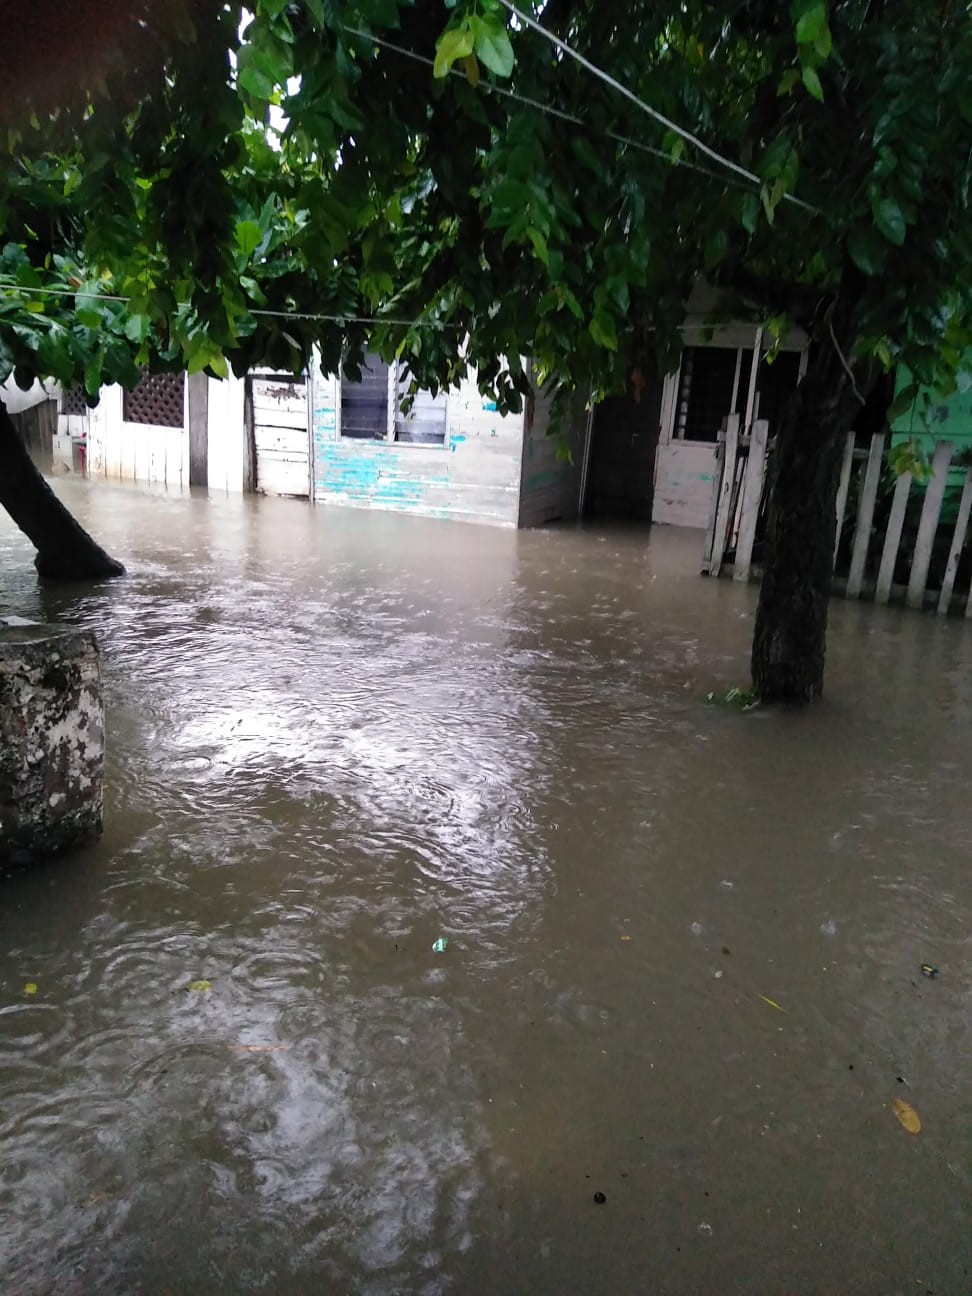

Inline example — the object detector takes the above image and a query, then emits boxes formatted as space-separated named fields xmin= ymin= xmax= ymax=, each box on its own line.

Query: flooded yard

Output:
xmin=1 ymin=479 xmax=970 ymax=1295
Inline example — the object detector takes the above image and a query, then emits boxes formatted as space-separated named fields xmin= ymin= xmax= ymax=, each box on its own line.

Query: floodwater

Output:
xmin=1 ymin=478 xmax=970 ymax=1296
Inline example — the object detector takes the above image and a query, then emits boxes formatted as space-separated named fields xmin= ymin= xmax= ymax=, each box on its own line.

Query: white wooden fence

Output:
xmin=703 ymin=418 xmax=972 ymax=615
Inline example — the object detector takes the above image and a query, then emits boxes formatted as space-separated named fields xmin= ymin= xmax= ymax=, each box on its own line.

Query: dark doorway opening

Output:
xmin=582 ymin=380 xmax=663 ymax=521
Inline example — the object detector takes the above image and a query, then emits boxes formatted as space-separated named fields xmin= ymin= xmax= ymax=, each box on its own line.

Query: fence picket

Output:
xmin=733 ymin=419 xmax=769 ymax=583
xmin=846 ymin=433 xmax=885 ymax=599
xmin=702 ymin=422 xmax=972 ymax=617
xmin=708 ymin=413 xmax=740 ymax=579
xmin=832 ymin=431 xmax=856 ymax=570
xmin=906 ymin=440 xmax=953 ymax=609
xmin=938 ymin=468 xmax=972 ymax=614
xmin=875 ymin=470 xmax=912 ymax=604
xmin=701 ymin=434 xmax=727 ymax=575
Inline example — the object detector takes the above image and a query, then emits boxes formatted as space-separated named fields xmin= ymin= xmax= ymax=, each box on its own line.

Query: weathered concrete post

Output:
xmin=0 ymin=619 xmax=104 ymax=862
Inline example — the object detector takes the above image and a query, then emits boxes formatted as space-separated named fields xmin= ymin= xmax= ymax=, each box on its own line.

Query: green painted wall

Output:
xmin=888 ymin=363 xmax=972 ymax=522
xmin=890 ymin=364 xmax=972 ymax=446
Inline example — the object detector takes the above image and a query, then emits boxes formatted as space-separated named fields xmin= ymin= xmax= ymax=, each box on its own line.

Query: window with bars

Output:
xmin=122 ymin=371 xmax=185 ymax=427
xmin=676 ymin=346 xmax=802 ymax=442
xmin=676 ymin=347 xmax=753 ymax=442
xmin=340 ymin=354 xmax=391 ymax=439
xmin=340 ymin=352 xmax=447 ymax=445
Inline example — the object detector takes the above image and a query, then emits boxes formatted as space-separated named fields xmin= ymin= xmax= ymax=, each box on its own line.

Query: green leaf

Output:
xmin=887 ymin=381 xmax=919 ymax=423
xmin=740 ymin=191 xmax=760 ymax=234
xmin=560 ymin=287 xmax=584 ymax=320
xmin=433 ymin=24 xmax=475 ymax=79
xmin=462 ymin=53 xmax=480 ymax=87
xmin=470 ymin=15 xmax=515 ymax=78
xmin=526 ymin=227 xmax=549 ymax=265
xmin=84 ymin=353 xmax=103 ymax=398
xmin=124 ymin=314 xmax=150 ymax=344
xmin=847 ymin=226 xmax=886 ymax=275
xmin=813 ymin=25 xmax=832 ymax=59
xmin=238 ymin=65 xmax=275 ymax=101
xmin=872 ymin=195 xmax=907 ymax=246
xmin=704 ymin=227 xmax=729 ymax=270
xmin=234 ymin=219 xmax=263 ymax=259
xmin=0 ymin=332 xmax=13 ymax=382
xmin=801 ymin=64 xmax=823 ymax=101
xmin=777 ymin=68 xmax=801 ymax=96
xmin=791 ymin=0 xmax=828 ymax=45
xmin=186 ymin=979 xmax=212 ymax=993
xmin=589 ymin=310 xmax=618 ymax=351
xmin=760 ymin=183 xmax=777 ymax=225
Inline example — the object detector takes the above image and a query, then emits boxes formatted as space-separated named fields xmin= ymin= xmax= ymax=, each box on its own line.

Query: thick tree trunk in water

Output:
xmin=752 ymin=305 xmax=874 ymax=704
xmin=0 ymin=399 xmax=125 ymax=580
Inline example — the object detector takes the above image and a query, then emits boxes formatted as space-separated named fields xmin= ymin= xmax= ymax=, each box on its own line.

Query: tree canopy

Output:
xmin=1 ymin=0 xmax=970 ymax=698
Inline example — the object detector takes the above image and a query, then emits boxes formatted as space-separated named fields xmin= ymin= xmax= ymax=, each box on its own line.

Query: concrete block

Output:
xmin=0 ymin=620 xmax=104 ymax=862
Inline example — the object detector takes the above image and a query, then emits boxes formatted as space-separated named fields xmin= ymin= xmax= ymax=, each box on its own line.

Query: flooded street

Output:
xmin=1 ymin=479 xmax=970 ymax=1295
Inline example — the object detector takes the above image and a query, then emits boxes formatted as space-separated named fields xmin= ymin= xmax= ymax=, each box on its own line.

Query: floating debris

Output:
xmin=891 ymin=1097 xmax=922 ymax=1134
xmin=920 ymin=963 xmax=938 ymax=978
xmin=759 ymin=994 xmax=787 ymax=1014
xmin=229 ymin=1044 xmax=291 ymax=1053
xmin=432 ymin=937 xmax=448 ymax=954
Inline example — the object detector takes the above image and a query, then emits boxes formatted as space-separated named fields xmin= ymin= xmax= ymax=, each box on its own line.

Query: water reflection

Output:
xmin=1 ymin=478 xmax=970 ymax=1294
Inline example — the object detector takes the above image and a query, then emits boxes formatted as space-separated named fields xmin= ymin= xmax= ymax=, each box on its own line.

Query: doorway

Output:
xmin=582 ymin=381 xmax=663 ymax=521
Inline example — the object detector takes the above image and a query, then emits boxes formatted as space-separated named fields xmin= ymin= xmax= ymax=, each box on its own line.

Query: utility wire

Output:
xmin=496 ymin=0 xmax=818 ymax=214
xmin=343 ymin=25 xmax=752 ymax=192
xmin=0 ymin=284 xmax=461 ymax=330
xmin=0 ymin=281 xmax=729 ymax=340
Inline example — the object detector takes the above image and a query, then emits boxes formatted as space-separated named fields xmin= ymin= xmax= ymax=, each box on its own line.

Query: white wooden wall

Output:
xmin=84 ymin=385 xmax=189 ymax=488
xmin=206 ymin=372 xmax=247 ymax=493
xmin=74 ymin=372 xmax=248 ymax=493
xmin=251 ymin=374 xmax=310 ymax=498
xmin=652 ymin=309 xmax=807 ymax=529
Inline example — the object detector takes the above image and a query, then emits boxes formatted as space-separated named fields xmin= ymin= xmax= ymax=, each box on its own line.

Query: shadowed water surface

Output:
xmin=1 ymin=479 xmax=970 ymax=1295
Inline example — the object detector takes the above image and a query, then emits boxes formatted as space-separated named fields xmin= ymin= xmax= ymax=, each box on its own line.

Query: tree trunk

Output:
xmin=751 ymin=302 xmax=874 ymax=704
xmin=0 ymin=399 xmax=125 ymax=580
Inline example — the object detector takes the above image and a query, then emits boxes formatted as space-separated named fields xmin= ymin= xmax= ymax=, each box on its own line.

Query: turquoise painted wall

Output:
xmin=890 ymin=365 xmax=972 ymax=446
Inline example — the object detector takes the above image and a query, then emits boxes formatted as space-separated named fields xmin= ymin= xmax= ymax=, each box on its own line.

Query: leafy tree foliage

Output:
xmin=1 ymin=0 xmax=970 ymax=698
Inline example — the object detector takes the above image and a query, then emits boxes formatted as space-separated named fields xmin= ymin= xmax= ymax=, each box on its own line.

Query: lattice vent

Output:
xmin=60 ymin=386 xmax=88 ymax=416
xmin=122 ymin=372 xmax=185 ymax=427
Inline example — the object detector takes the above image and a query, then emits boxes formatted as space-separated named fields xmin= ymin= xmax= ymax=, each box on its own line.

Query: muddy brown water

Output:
xmin=1 ymin=478 xmax=970 ymax=1296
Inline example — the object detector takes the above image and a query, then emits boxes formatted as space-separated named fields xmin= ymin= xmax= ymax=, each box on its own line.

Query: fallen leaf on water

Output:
xmin=620 ymin=935 xmax=632 ymax=942
xmin=759 ymin=995 xmax=787 ymax=1014
xmin=186 ymin=980 xmax=212 ymax=993
xmin=228 ymin=1044 xmax=291 ymax=1053
xmin=891 ymin=1097 xmax=922 ymax=1134
xmin=23 ymin=983 xmax=37 ymax=996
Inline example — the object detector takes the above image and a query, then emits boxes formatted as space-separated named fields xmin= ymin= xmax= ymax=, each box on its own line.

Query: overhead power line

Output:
xmin=343 ymin=25 xmax=752 ymax=192
xmin=496 ymin=0 xmax=818 ymax=214
xmin=0 ymin=284 xmax=460 ymax=330
xmin=1 ymin=282 xmax=734 ymax=339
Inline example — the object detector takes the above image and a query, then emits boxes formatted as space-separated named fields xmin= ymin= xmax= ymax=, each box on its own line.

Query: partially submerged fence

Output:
xmin=702 ymin=413 xmax=972 ymax=615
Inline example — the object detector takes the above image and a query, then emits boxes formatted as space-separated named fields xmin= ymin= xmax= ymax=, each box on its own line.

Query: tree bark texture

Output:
xmin=752 ymin=301 xmax=874 ymax=704
xmin=0 ymin=399 xmax=125 ymax=580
